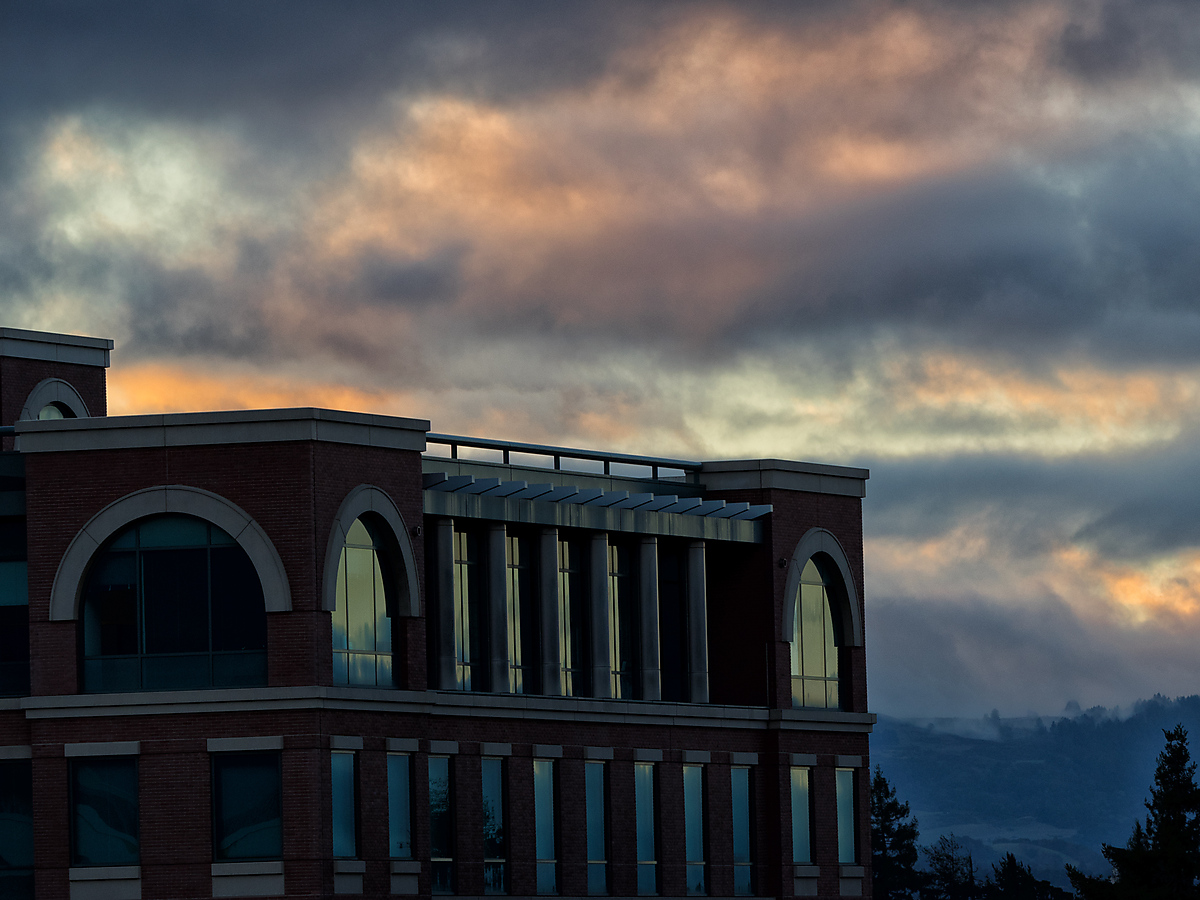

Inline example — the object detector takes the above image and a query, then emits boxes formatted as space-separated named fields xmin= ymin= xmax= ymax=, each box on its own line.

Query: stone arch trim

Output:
xmin=781 ymin=527 xmax=864 ymax=648
xmin=50 ymin=485 xmax=291 ymax=621
xmin=19 ymin=378 xmax=90 ymax=421
xmin=322 ymin=484 xmax=420 ymax=617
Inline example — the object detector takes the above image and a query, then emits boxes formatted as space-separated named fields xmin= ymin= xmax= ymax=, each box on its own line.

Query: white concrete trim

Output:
xmin=534 ymin=744 xmax=563 ymax=758
xmin=70 ymin=866 xmax=141 ymax=881
xmin=322 ymin=484 xmax=421 ymax=617
xmin=19 ymin=377 xmax=91 ymax=421
xmin=585 ymin=747 xmax=613 ymax=760
xmin=428 ymin=740 xmax=458 ymax=754
xmin=212 ymin=861 xmax=283 ymax=876
xmin=331 ymin=736 xmax=363 ymax=750
xmin=682 ymin=749 xmax=710 ymax=764
xmin=50 ymin=485 xmax=291 ymax=620
xmin=0 ymin=745 xmax=32 ymax=759
xmin=836 ymin=755 xmax=862 ymax=768
xmin=634 ymin=748 xmax=663 ymax=762
xmin=65 ymin=741 xmax=139 ymax=757
xmin=481 ymin=742 xmax=512 ymax=756
xmin=781 ymin=527 xmax=864 ymax=648
xmin=791 ymin=753 xmax=818 ymax=767
xmin=387 ymin=738 xmax=419 ymax=753
xmin=730 ymin=752 xmax=758 ymax=766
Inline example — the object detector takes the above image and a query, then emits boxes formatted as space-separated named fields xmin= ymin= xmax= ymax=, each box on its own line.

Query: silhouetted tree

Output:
xmin=983 ymin=853 xmax=1071 ymax=899
xmin=1068 ymin=723 xmax=1200 ymax=899
xmin=923 ymin=833 xmax=977 ymax=900
xmin=872 ymin=766 xmax=923 ymax=899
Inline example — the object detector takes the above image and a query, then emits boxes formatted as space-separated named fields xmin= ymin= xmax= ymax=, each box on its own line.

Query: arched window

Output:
xmin=37 ymin=402 xmax=75 ymax=420
xmin=81 ymin=515 xmax=267 ymax=692
xmin=790 ymin=559 xmax=840 ymax=709
xmin=332 ymin=517 xmax=396 ymax=687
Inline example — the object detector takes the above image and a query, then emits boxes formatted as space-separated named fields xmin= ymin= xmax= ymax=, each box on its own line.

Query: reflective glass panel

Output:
xmin=731 ymin=767 xmax=753 ymax=896
xmin=212 ymin=752 xmax=282 ymax=861
xmin=482 ymin=757 xmax=506 ymax=894
xmin=333 ymin=517 xmax=396 ymax=688
xmin=429 ymin=757 xmax=453 ymax=894
xmin=72 ymin=758 xmax=138 ymax=866
xmin=836 ymin=768 xmax=857 ymax=864
xmin=534 ymin=759 xmax=556 ymax=894
xmin=332 ymin=751 xmax=357 ymax=858
xmin=387 ymin=754 xmax=412 ymax=858
xmin=635 ymin=762 xmax=656 ymax=895
xmin=585 ymin=761 xmax=607 ymax=895
xmin=790 ymin=767 xmax=811 ymax=864
xmin=683 ymin=765 xmax=705 ymax=895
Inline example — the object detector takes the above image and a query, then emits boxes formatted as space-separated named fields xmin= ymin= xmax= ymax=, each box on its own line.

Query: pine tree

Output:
xmin=1068 ymin=723 xmax=1200 ymax=899
xmin=984 ymin=853 xmax=1071 ymax=899
xmin=871 ymin=766 xmax=923 ymax=899
xmin=924 ymin=834 xmax=977 ymax=900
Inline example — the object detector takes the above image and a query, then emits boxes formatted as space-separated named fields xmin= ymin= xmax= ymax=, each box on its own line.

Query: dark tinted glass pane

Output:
xmin=0 ymin=518 xmax=27 ymax=562
xmin=142 ymin=654 xmax=209 ymax=691
xmin=482 ymin=758 xmax=505 ymax=860
xmin=0 ymin=606 xmax=29 ymax=696
xmin=212 ymin=651 xmax=267 ymax=688
xmin=0 ymin=561 xmax=27 ymax=607
xmin=210 ymin=547 xmax=266 ymax=652
xmin=138 ymin=516 xmax=208 ymax=547
xmin=0 ymin=760 xmax=33 ymax=868
xmin=72 ymin=758 xmax=138 ymax=866
xmin=790 ymin=768 xmax=810 ymax=864
xmin=836 ymin=769 xmax=856 ymax=864
xmin=731 ymin=769 xmax=751 ymax=864
xmin=83 ymin=551 xmax=137 ymax=656
xmin=683 ymin=766 xmax=703 ymax=864
xmin=634 ymin=763 xmax=655 ymax=862
xmin=332 ymin=752 xmax=356 ymax=858
xmin=142 ymin=549 xmax=207 ymax=654
xmin=388 ymin=755 xmax=412 ymax=858
xmin=213 ymin=753 xmax=282 ymax=860
xmin=429 ymin=757 xmax=452 ymax=859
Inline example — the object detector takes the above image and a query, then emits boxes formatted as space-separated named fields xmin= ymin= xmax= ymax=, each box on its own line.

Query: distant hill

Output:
xmin=870 ymin=695 xmax=1200 ymax=889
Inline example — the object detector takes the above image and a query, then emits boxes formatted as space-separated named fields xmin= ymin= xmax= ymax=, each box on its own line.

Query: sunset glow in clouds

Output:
xmin=6 ymin=0 xmax=1200 ymax=715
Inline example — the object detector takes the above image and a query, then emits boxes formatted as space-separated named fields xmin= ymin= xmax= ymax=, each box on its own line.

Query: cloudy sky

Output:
xmin=6 ymin=0 xmax=1200 ymax=717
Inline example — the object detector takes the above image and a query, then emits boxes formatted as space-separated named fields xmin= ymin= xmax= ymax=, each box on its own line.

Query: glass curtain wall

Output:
xmin=608 ymin=543 xmax=637 ymax=699
xmin=332 ymin=518 xmax=395 ymax=687
xmin=790 ymin=559 xmax=840 ymax=709
xmin=557 ymin=540 xmax=588 ymax=697
xmin=453 ymin=530 xmax=484 ymax=691
xmin=506 ymin=534 xmax=538 ymax=693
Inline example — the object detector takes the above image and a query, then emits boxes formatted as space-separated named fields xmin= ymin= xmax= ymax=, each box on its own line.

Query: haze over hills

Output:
xmin=870 ymin=694 xmax=1200 ymax=889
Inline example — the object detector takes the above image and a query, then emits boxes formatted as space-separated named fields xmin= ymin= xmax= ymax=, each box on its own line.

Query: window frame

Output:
xmin=69 ymin=755 xmax=140 ymax=868
xmin=211 ymin=751 xmax=283 ymax=863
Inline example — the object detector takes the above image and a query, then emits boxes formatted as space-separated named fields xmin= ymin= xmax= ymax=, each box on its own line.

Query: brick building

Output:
xmin=0 ymin=328 xmax=875 ymax=900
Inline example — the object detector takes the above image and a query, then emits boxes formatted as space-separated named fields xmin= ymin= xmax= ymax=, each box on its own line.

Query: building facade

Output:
xmin=0 ymin=328 xmax=875 ymax=900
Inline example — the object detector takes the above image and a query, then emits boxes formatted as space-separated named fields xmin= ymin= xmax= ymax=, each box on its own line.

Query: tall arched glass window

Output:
xmin=81 ymin=515 xmax=267 ymax=692
xmin=790 ymin=559 xmax=840 ymax=709
xmin=332 ymin=517 xmax=395 ymax=687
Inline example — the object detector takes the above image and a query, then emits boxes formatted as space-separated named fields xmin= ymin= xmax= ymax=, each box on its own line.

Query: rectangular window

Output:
xmin=331 ymin=751 xmax=357 ymax=858
xmin=482 ymin=758 xmax=507 ymax=894
xmin=557 ymin=539 xmax=588 ymax=697
xmin=0 ymin=517 xmax=29 ymax=697
xmin=607 ymin=544 xmax=637 ymax=699
xmin=534 ymin=759 xmax=557 ymax=894
xmin=585 ymin=761 xmax=607 ymax=895
xmin=836 ymin=768 xmax=857 ymax=865
xmin=388 ymin=753 xmax=413 ymax=859
xmin=429 ymin=756 xmax=454 ymax=894
xmin=683 ymin=765 xmax=705 ymax=895
xmin=71 ymin=757 xmax=139 ymax=866
xmin=0 ymin=759 xmax=34 ymax=900
xmin=730 ymin=767 xmax=753 ymax=896
xmin=790 ymin=767 xmax=811 ymax=865
xmin=453 ymin=529 xmax=484 ymax=691
xmin=212 ymin=752 xmax=282 ymax=861
xmin=635 ymin=762 xmax=657 ymax=895
xmin=506 ymin=534 xmax=537 ymax=693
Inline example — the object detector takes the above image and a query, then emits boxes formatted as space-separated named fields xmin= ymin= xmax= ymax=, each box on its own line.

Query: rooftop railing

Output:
xmin=425 ymin=432 xmax=702 ymax=482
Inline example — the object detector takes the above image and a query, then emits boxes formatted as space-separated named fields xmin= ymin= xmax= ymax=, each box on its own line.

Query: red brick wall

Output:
xmin=0 ymin=357 xmax=108 ymax=449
